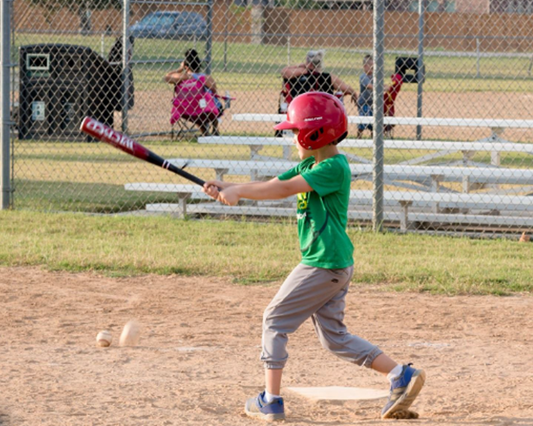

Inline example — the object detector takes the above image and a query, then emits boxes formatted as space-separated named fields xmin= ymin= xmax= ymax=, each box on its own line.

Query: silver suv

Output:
xmin=130 ymin=11 xmax=208 ymax=40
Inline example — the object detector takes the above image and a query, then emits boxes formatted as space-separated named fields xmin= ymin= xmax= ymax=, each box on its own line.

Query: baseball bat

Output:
xmin=80 ymin=116 xmax=205 ymax=187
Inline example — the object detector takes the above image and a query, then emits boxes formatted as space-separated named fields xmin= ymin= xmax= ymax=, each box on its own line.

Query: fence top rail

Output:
xmin=198 ymin=136 xmax=533 ymax=153
xmin=217 ymin=32 xmax=533 ymax=42
xmin=231 ymin=114 xmax=533 ymax=129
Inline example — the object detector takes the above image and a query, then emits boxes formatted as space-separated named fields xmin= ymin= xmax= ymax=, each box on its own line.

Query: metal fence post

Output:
xmin=287 ymin=35 xmax=291 ymax=66
xmin=372 ymin=0 xmax=385 ymax=232
xmin=1 ymin=0 xmax=11 ymax=209
xmin=205 ymin=0 xmax=213 ymax=75
xmin=122 ymin=0 xmax=131 ymax=133
xmin=223 ymin=0 xmax=228 ymax=72
xmin=416 ymin=0 xmax=425 ymax=140
xmin=476 ymin=37 xmax=481 ymax=78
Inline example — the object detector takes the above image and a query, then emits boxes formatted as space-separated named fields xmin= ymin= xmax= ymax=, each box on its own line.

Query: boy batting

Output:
xmin=202 ymin=92 xmax=425 ymax=421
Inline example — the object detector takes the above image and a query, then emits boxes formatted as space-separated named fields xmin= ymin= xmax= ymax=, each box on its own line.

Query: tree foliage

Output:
xmin=29 ymin=0 xmax=122 ymax=33
xmin=29 ymin=0 xmax=121 ymax=11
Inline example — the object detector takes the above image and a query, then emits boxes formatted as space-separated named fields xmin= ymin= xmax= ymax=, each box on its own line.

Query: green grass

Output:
xmin=13 ymin=139 xmax=255 ymax=162
xmin=0 ymin=210 xmax=531 ymax=295
xmin=11 ymin=180 xmax=183 ymax=213
xmin=11 ymin=138 xmax=297 ymax=212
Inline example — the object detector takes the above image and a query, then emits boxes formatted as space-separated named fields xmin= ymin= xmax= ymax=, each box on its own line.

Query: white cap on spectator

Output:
xmin=306 ymin=50 xmax=325 ymax=71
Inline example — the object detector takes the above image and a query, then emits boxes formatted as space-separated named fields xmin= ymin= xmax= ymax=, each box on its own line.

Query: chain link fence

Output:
xmin=3 ymin=0 xmax=533 ymax=235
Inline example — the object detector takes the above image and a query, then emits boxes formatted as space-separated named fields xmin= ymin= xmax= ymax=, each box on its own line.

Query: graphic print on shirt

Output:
xmin=296 ymin=191 xmax=308 ymax=215
xmin=296 ymin=191 xmax=329 ymax=253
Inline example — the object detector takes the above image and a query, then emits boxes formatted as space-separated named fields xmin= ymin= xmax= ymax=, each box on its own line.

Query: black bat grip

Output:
xmin=148 ymin=153 xmax=221 ymax=192
xmin=144 ymin=151 xmax=205 ymax=187
xmin=167 ymin=163 xmax=205 ymax=186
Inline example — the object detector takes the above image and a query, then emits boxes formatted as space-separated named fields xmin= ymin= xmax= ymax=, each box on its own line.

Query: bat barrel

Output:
xmin=80 ymin=117 xmax=138 ymax=156
xmin=80 ymin=116 xmax=206 ymax=187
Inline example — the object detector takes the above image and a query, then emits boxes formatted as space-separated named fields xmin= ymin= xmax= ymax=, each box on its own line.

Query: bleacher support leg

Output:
xmin=176 ymin=193 xmax=191 ymax=218
xmin=430 ymin=174 xmax=443 ymax=214
xmin=399 ymin=200 xmax=413 ymax=232
xmin=215 ymin=169 xmax=229 ymax=181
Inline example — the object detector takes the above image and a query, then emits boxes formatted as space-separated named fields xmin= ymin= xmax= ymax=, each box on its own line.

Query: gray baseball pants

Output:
xmin=260 ymin=263 xmax=383 ymax=369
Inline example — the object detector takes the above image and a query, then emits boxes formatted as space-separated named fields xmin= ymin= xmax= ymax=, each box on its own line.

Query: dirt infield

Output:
xmin=1 ymin=266 xmax=532 ymax=426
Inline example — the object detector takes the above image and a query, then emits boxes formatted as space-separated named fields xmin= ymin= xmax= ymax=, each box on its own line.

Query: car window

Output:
xmin=140 ymin=13 xmax=175 ymax=27
xmin=173 ymin=15 xmax=187 ymax=25
xmin=159 ymin=15 xmax=177 ymax=26
xmin=139 ymin=15 xmax=157 ymax=25
xmin=193 ymin=14 xmax=205 ymax=23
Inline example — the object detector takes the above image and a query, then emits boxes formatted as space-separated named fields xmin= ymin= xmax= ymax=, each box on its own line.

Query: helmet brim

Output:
xmin=273 ymin=120 xmax=296 ymax=131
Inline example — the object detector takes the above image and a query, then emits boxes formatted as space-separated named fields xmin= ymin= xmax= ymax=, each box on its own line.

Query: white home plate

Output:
xmin=286 ymin=386 xmax=389 ymax=401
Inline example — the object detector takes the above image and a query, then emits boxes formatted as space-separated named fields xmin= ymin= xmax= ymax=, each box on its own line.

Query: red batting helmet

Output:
xmin=273 ymin=92 xmax=348 ymax=150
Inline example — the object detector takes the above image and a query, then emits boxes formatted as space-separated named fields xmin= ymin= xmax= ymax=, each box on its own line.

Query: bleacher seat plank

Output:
xmin=145 ymin=203 xmax=533 ymax=227
xmin=198 ymin=136 xmax=533 ymax=154
xmin=231 ymin=114 xmax=533 ymax=129
xmin=164 ymin=158 xmax=533 ymax=185
xmin=124 ymin=183 xmax=211 ymax=199
xmin=127 ymin=183 xmax=533 ymax=211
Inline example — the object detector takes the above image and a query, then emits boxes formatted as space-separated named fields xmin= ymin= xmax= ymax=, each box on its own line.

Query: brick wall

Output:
xmin=286 ymin=9 xmax=533 ymax=52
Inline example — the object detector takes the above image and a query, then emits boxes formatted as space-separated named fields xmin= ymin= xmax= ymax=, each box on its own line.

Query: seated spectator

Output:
xmin=383 ymin=73 xmax=404 ymax=138
xmin=165 ymin=49 xmax=221 ymax=136
xmin=357 ymin=54 xmax=374 ymax=138
xmin=357 ymin=55 xmax=403 ymax=139
xmin=280 ymin=50 xmax=357 ymax=110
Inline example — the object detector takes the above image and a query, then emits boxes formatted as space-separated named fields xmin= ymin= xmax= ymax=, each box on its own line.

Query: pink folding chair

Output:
xmin=170 ymin=74 xmax=220 ymax=138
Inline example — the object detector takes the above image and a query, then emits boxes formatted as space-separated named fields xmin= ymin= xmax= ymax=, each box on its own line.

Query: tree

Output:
xmin=30 ymin=0 xmax=121 ymax=34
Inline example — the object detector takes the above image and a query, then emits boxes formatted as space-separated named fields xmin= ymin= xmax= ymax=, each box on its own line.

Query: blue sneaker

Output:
xmin=381 ymin=364 xmax=426 ymax=419
xmin=244 ymin=391 xmax=285 ymax=421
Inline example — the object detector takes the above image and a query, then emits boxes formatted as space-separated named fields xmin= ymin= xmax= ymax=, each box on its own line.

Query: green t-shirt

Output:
xmin=278 ymin=154 xmax=354 ymax=269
